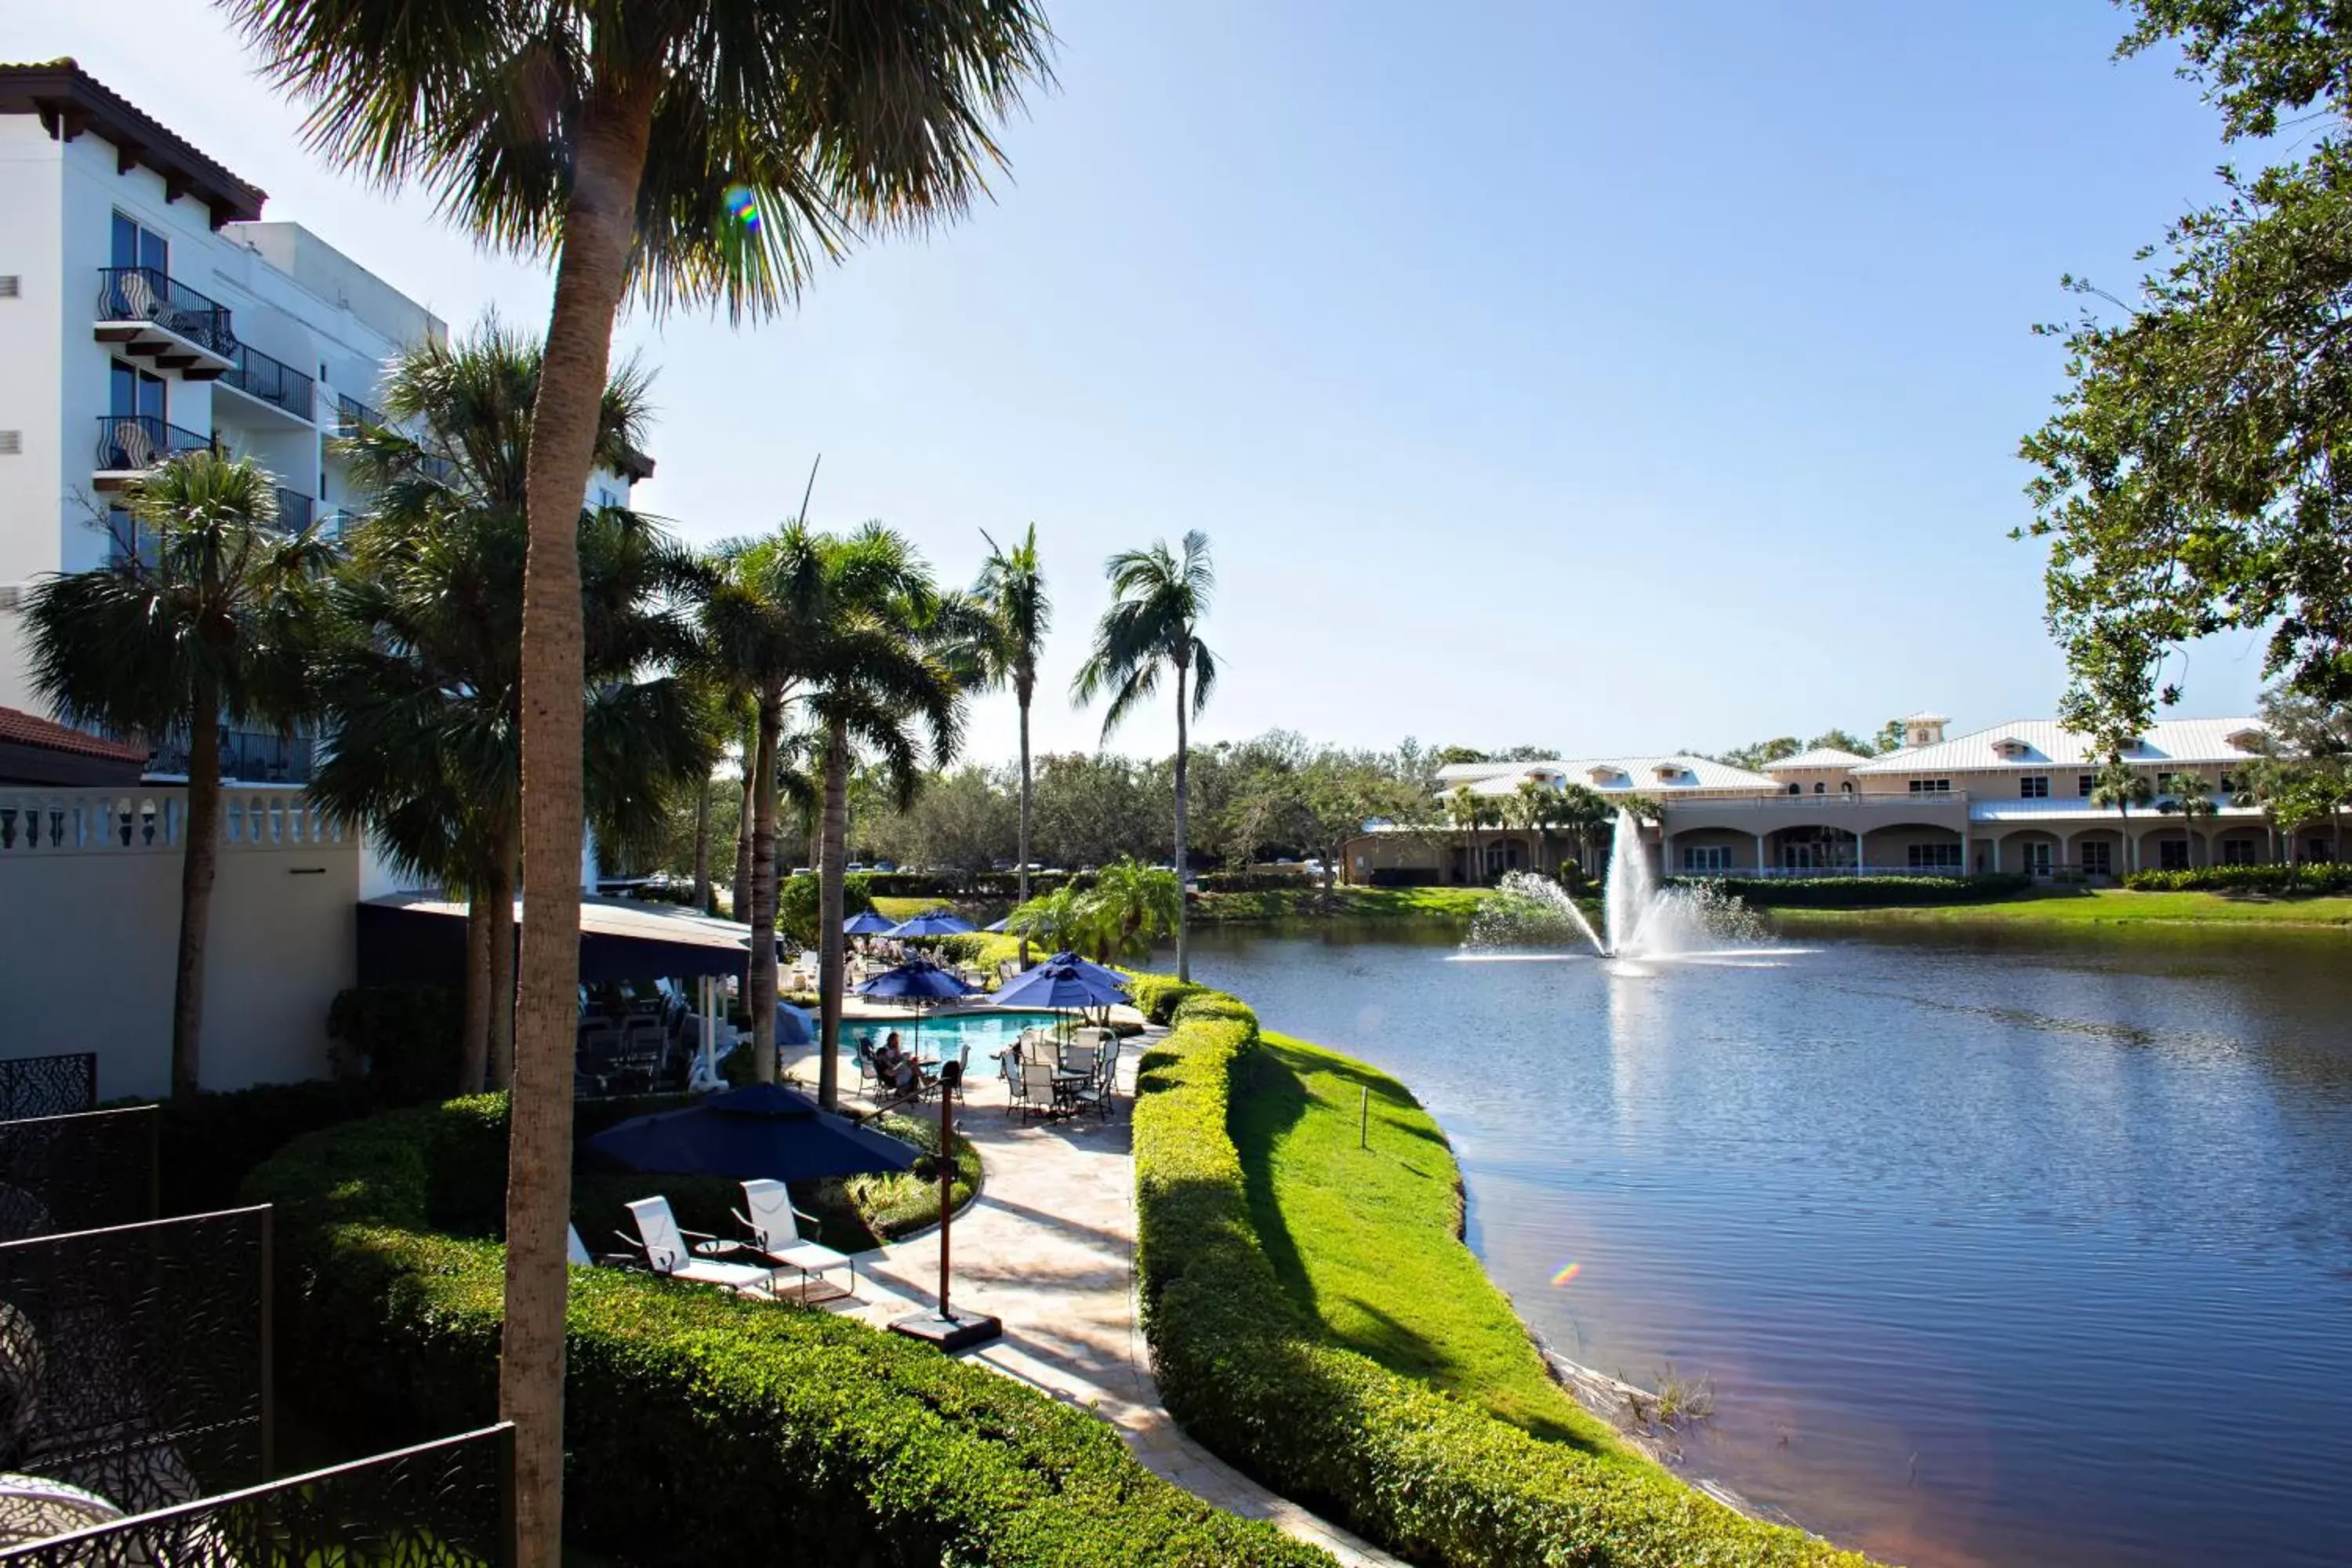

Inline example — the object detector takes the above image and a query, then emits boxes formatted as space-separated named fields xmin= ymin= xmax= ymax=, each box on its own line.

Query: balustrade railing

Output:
xmin=0 ymin=1107 xmax=158 ymax=1243
xmin=0 ymin=1056 xmax=98 ymax=1123
xmin=273 ymin=487 xmax=315 ymax=533
xmin=331 ymin=394 xmax=384 ymax=437
xmin=0 ymin=788 xmax=345 ymax=855
xmin=93 ymin=416 xmax=215 ymax=474
xmin=219 ymin=343 xmax=314 ymax=420
xmin=0 ymin=1207 xmax=270 ymax=1514
xmin=93 ymin=267 xmax=237 ymax=357
xmin=0 ymin=1424 xmax=512 ymax=1568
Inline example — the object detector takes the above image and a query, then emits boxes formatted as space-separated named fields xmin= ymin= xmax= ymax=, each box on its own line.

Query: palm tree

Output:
xmin=1558 ymin=782 xmax=1611 ymax=877
xmin=312 ymin=327 xmax=704 ymax=1091
xmin=1073 ymin=532 xmax=1218 ymax=982
xmin=2091 ymin=757 xmax=2154 ymax=875
xmin=805 ymin=530 xmax=964 ymax=1111
xmin=1447 ymin=785 xmax=1486 ymax=886
xmin=26 ymin=452 xmax=329 ymax=1099
xmin=1085 ymin=857 xmax=1181 ymax=960
xmin=1511 ymin=779 xmax=1554 ymax=877
xmin=2157 ymin=773 xmax=2220 ymax=869
xmin=227 ymin=11 xmax=1055 ymax=1549
xmin=972 ymin=526 xmax=1051 ymax=910
xmin=1005 ymin=880 xmax=1094 ymax=957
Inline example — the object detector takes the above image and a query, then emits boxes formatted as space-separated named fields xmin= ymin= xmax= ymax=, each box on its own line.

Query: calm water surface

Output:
xmin=1176 ymin=920 xmax=2352 ymax=1568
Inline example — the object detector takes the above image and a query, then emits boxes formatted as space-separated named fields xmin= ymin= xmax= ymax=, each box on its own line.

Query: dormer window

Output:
xmin=1991 ymin=738 xmax=2030 ymax=759
xmin=2224 ymin=728 xmax=2267 ymax=753
xmin=1588 ymin=766 xmax=1624 ymax=786
xmin=1652 ymin=764 xmax=1683 ymax=783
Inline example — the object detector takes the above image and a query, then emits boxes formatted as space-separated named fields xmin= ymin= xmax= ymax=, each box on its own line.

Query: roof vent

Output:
xmin=0 ymin=584 xmax=25 ymax=612
xmin=0 ymin=276 xmax=20 ymax=299
xmin=0 ymin=431 xmax=19 ymax=455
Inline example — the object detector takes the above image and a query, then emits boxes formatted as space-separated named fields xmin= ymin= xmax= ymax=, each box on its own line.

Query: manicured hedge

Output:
xmin=2122 ymin=862 xmax=2352 ymax=894
xmin=1123 ymin=973 xmax=1207 ymax=1025
xmin=245 ymin=1094 xmax=1328 ymax=1566
xmin=1132 ymin=984 xmax=1875 ymax=1568
xmin=1671 ymin=873 xmax=2033 ymax=907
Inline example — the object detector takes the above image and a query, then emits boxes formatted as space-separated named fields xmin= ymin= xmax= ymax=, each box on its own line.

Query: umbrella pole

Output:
xmin=890 ymin=1035 xmax=999 ymax=1351
xmin=938 ymin=1077 xmax=953 ymax=1321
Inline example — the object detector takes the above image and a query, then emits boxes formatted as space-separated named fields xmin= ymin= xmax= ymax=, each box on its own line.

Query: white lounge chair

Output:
xmin=727 ymin=1179 xmax=858 ymax=1303
xmin=622 ymin=1197 xmax=775 ymax=1295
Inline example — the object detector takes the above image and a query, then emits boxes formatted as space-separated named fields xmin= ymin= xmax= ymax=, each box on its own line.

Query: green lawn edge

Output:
xmin=1773 ymin=886 xmax=2352 ymax=928
xmin=1232 ymin=1029 xmax=1630 ymax=1454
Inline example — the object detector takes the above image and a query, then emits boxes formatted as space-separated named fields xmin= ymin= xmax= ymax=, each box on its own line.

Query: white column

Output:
xmin=1961 ymin=826 xmax=1972 ymax=873
xmin=699 ymin=975 xmax=717 ymax=1087
xmin=1659 ymin=829 xmax=1672 ymax=877
xmin=1755 ymin=832 xmax=1767 ymax=873
xmin=1854 ymin=828 xmax=1867 ymax=874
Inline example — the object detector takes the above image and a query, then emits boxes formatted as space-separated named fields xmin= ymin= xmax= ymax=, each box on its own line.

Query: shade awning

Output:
xmin=358 ymin=894 xmax=780 ymax=986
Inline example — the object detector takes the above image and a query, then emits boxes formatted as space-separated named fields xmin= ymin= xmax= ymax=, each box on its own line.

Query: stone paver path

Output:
xmin=786 ymin=1035 xmax=1403 ymax=1567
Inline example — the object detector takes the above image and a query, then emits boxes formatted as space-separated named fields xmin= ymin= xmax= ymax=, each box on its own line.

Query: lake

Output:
xmin=1175 ymin=918 xmax=2352 ymax=1568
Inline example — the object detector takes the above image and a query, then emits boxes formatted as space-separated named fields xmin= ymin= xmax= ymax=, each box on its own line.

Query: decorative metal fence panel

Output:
xmin=0 ymin=1207 xmax=269 ymax=1515
xmin=0 ymin=1109 xmax=157 ymax=1242
xmin=0 ymin=1058 xmax=96 ymax=1123
xmin=0 ymin=1423 xmax=512 ymax=1568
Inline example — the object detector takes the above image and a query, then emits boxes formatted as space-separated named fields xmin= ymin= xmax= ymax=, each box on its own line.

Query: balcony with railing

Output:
xmin=93 ymin=416 xmax=216 ymax=487
xmin=273 ymin=487 xmax=314 ymax=534
xmin=93 ymin=267 xmax=238 ymax=377
xmin=331 ymin=393 xmax=386 ymax=437
xmin=216 ymin=342 xmax=316 ymax=426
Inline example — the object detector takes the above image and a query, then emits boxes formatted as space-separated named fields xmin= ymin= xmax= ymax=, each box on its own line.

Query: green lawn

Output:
xmin=1228 ymin=1030 xmax=1632 ymax=1458
xmin=1193 ymin=884 xmax=1492 ymax=924
xmin=1776 ymin=887 xmax=2352 ymax=929
xmin=870 ymin=894 xmax=952 ymax=920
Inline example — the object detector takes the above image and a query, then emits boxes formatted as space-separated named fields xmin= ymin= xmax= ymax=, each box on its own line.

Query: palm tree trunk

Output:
xmin=817 ymin=720 xmax=852 ymax=1107
xmin=501 ymin=85 xmax=657 ymax=1568
xmin=1174 ymin=663 xmax=1190 ymax=983
xmin=1017 ymin=677 xmax=1033 ymax=909
xmin=487 ymin=848 xmax=516 ymax=1089
xmin=691 ymin=771 xmax=713 ymax=915
xmin=733 ymin=763 xmax=755 ymax=921
xmin=169 ymin=688 xmax=221 ymax=1101
xmin=746 ymin=697 xmax=782 ymax=1084
xmin=461 ymin=892 xmax=492 ymax=1094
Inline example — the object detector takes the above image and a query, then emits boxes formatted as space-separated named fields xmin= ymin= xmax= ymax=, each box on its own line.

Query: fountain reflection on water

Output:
xmin=1463 ymin=808 xmax=1778 ymax=963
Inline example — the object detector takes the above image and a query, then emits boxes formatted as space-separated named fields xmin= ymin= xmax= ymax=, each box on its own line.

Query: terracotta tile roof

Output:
xmin=0 ymin=706 xmax=148 ymax=764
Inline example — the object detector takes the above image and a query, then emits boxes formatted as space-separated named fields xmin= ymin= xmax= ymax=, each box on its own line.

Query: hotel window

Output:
xmin=2019 ymin=775 xmax=2049 ymax=798
xmin=2222 ymin=839 xmax=2256 ymax=865
xmin=1787 ymin=783 xmax=1800 ymax=796
xmin=111 ymin=359 xmax=165 ymax=422
xmin=1907 ymin=779 xmax=1951 ymax=794
xmin=2159 ymin=839 xmax=2191 ymax=871
xmin=1813 ymin=782 xmax=1826 ymax=793
xmin=111 ymin=211 xmax=169 ymax=274
xmin=1682 ymin=845 xmax=1732 ymax=873
xmin=2078 ymin=773 xmax=2096 ymax=797
xmin=2220 ymin=774 xmax=2237 ymax=795
xmin=1907 ymin=844 xmax=1963 ymax=869
xmin=2157 ymin=772 xmax=2180 ymax=795
xmin=2081 ymin=841 xmax=2112 ymax=876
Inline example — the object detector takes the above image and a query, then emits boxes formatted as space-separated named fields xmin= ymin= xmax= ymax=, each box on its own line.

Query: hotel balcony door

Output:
xmin=2021 ymin=841 xmax=2053 ymax=878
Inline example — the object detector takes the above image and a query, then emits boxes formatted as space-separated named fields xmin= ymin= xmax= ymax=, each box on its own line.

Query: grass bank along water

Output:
xmin=1131 ymin=980 xmax=1876 ymax=1568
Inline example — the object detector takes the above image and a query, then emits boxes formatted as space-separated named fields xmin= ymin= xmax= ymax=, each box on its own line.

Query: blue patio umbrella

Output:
xmin=886 ymin=910 xmax=978 ymax=938
xmin=856 ymin=958 xmax=979 ymax=1002
xmin=990 ymin=961 xmax=1130 ymax=1011
xmin=843 ymin=911 xmax=898 ymax=935
xmin=584 ymin=1083 xmax=918 ymax=1181
xmin=775 ymin=1001 xmax=815 ymax=1047
xmin=982 ymin=917 xmax=1009 ymax=934
xmin=1040 ymin=950 xmax=1128 ymax=989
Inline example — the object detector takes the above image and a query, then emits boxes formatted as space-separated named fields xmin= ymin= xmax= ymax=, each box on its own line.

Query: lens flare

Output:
xmin=1550 ymin=1261 xmax=1582 ymax=1287
xmin=723 ymin=184 xmax=760 ymax=231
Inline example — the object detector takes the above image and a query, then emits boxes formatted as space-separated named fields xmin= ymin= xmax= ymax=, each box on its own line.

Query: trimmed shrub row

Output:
xmin=244 ymin=1094 xmax=1329 ymax=1566
xmin=2122 ymin=862 xmax=2352 ymax=894
xmin=1671 ymin=873 xmax=2034 ymax=907
xmin=1132 ymin=983 xmax=1875 ymax=1568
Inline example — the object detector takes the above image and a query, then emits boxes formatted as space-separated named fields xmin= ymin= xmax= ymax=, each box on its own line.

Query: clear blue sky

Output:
xmin=5 ymin=0 xmax=2274 ymax=760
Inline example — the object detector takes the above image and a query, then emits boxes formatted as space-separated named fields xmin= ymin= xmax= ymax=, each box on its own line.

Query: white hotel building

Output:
xmin=0 ymin=60 xmax=648 ymax=779
xmin=1346 ymin=711 xmax=2319 ymax=886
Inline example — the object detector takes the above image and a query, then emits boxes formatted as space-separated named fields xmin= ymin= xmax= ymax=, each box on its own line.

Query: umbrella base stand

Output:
xmin=890 ymin=1308 xmax=1001 ymax=1352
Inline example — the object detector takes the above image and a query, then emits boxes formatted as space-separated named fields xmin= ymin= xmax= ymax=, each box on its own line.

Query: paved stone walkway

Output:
xmin=787 ymin=1036 xmax=1403 ymax=1567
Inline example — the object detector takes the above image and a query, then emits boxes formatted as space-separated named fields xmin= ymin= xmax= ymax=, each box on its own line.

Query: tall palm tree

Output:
xmin=1086 ymin=856 xmax=1181 ymax=960
xmin=1558 ymin=782 xmax=1611 ymax=877
xmin=1448 ymin=785 xmax=1485 ymax=887
xmin=805 ymin=530 xmax=964 ymax=1110
xmin=972 ymin=525 xmax=1051 ymax=909
xmin=2091 ymin=757 xmax=2154 ymax=875
xmin=312 ymin=327 xmax=704 ymax=1091
xmin=226 ymin=10 xmax=1054 ymax=1550
xmin=26 ymin=452 xmax=329 ymax=1099
xmin=2157 ymin=772 xmax=2220 ymax=869
xmin=1073 ymin=531 xmax=1218 ymax=982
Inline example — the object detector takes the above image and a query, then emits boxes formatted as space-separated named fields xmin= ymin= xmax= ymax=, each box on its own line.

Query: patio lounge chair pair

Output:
xmin=615 ymin=1182 xmax=858 ymax=1304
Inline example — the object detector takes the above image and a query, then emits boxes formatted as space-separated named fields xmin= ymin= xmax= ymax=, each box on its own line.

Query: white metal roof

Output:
xmin=1762 ymin=746 xmax=1871 ymax=773
xmin=1850 ymin=717 xmax=2267 ymax=775
xmin=1435 ymin=755 xmax=1777 ymax=795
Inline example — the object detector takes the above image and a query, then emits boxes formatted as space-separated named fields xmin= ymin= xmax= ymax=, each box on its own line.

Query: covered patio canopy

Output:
xmin=358 ymin=894 xmax=780 ymax=986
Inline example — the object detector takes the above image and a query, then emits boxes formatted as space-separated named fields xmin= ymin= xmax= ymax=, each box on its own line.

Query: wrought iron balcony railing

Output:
xmin=0 ymin=1424 xmax=514 ymax=1568
xmin=273 ymin=487 xmax=314 ymax=533
xmin=332 ymin=394 xmax=385 ymax=437
xmin=0 ymin=1105 xmax=159 ymax=1241
xmin=93 ymin=415 xmax=214 ymax=472
xmin=220 ymin=343 xmax=314 ymax=420
xmin=94 ymin=267 xmax=237 ymax=357
xmin=0 ymin=1207 xmax=269 ymax=1514
xmin=147 ymin=727 xmax=315 ymax=785
xmin=0 ymin=1054 xmax=98 ymax=1123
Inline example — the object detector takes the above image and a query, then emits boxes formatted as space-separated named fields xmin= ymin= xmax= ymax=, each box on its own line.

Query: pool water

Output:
xmin=850 ymin=1008 xmax=1069 ymax=1069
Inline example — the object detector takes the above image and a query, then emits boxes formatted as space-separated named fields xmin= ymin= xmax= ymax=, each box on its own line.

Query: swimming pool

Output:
xmin=848 ymin=1008 xmax=1069 ymax=1066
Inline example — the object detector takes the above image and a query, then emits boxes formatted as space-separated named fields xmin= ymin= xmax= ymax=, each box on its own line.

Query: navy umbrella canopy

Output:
xmin=844 ymin=911 xmax=898 ymax=935
xmin=584 ymin=1083 xmax=918 ymax=1181
xmin=992 ymin=962 xmax=1130 ymax=1011
xmin=887 ymin=911 xmax=977 ymax=938
xmin=1040 ymin=951 xmax=1128 ymax=989
xmin=857 ymin=959 xmax=980 ymax=1001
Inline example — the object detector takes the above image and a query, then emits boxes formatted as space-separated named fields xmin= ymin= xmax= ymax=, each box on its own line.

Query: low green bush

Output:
xmin=1133 ymin=980 xmax=1875 ymax=1568
xmin=1671 ymin=873 xmax=2034 ymax=907
xmin=2122 ymin=862 xmax=2352 ymax=894
xmin=245 ymin=1095 xmax=1327 ymax=1566
xmin=1123 ymin=973 xmax=1207 ymax=1025
xmin=151 ymin=1078 xmax=377 ymax=1218
xmin=325 ymin=983 xmax=466 ymax=1105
